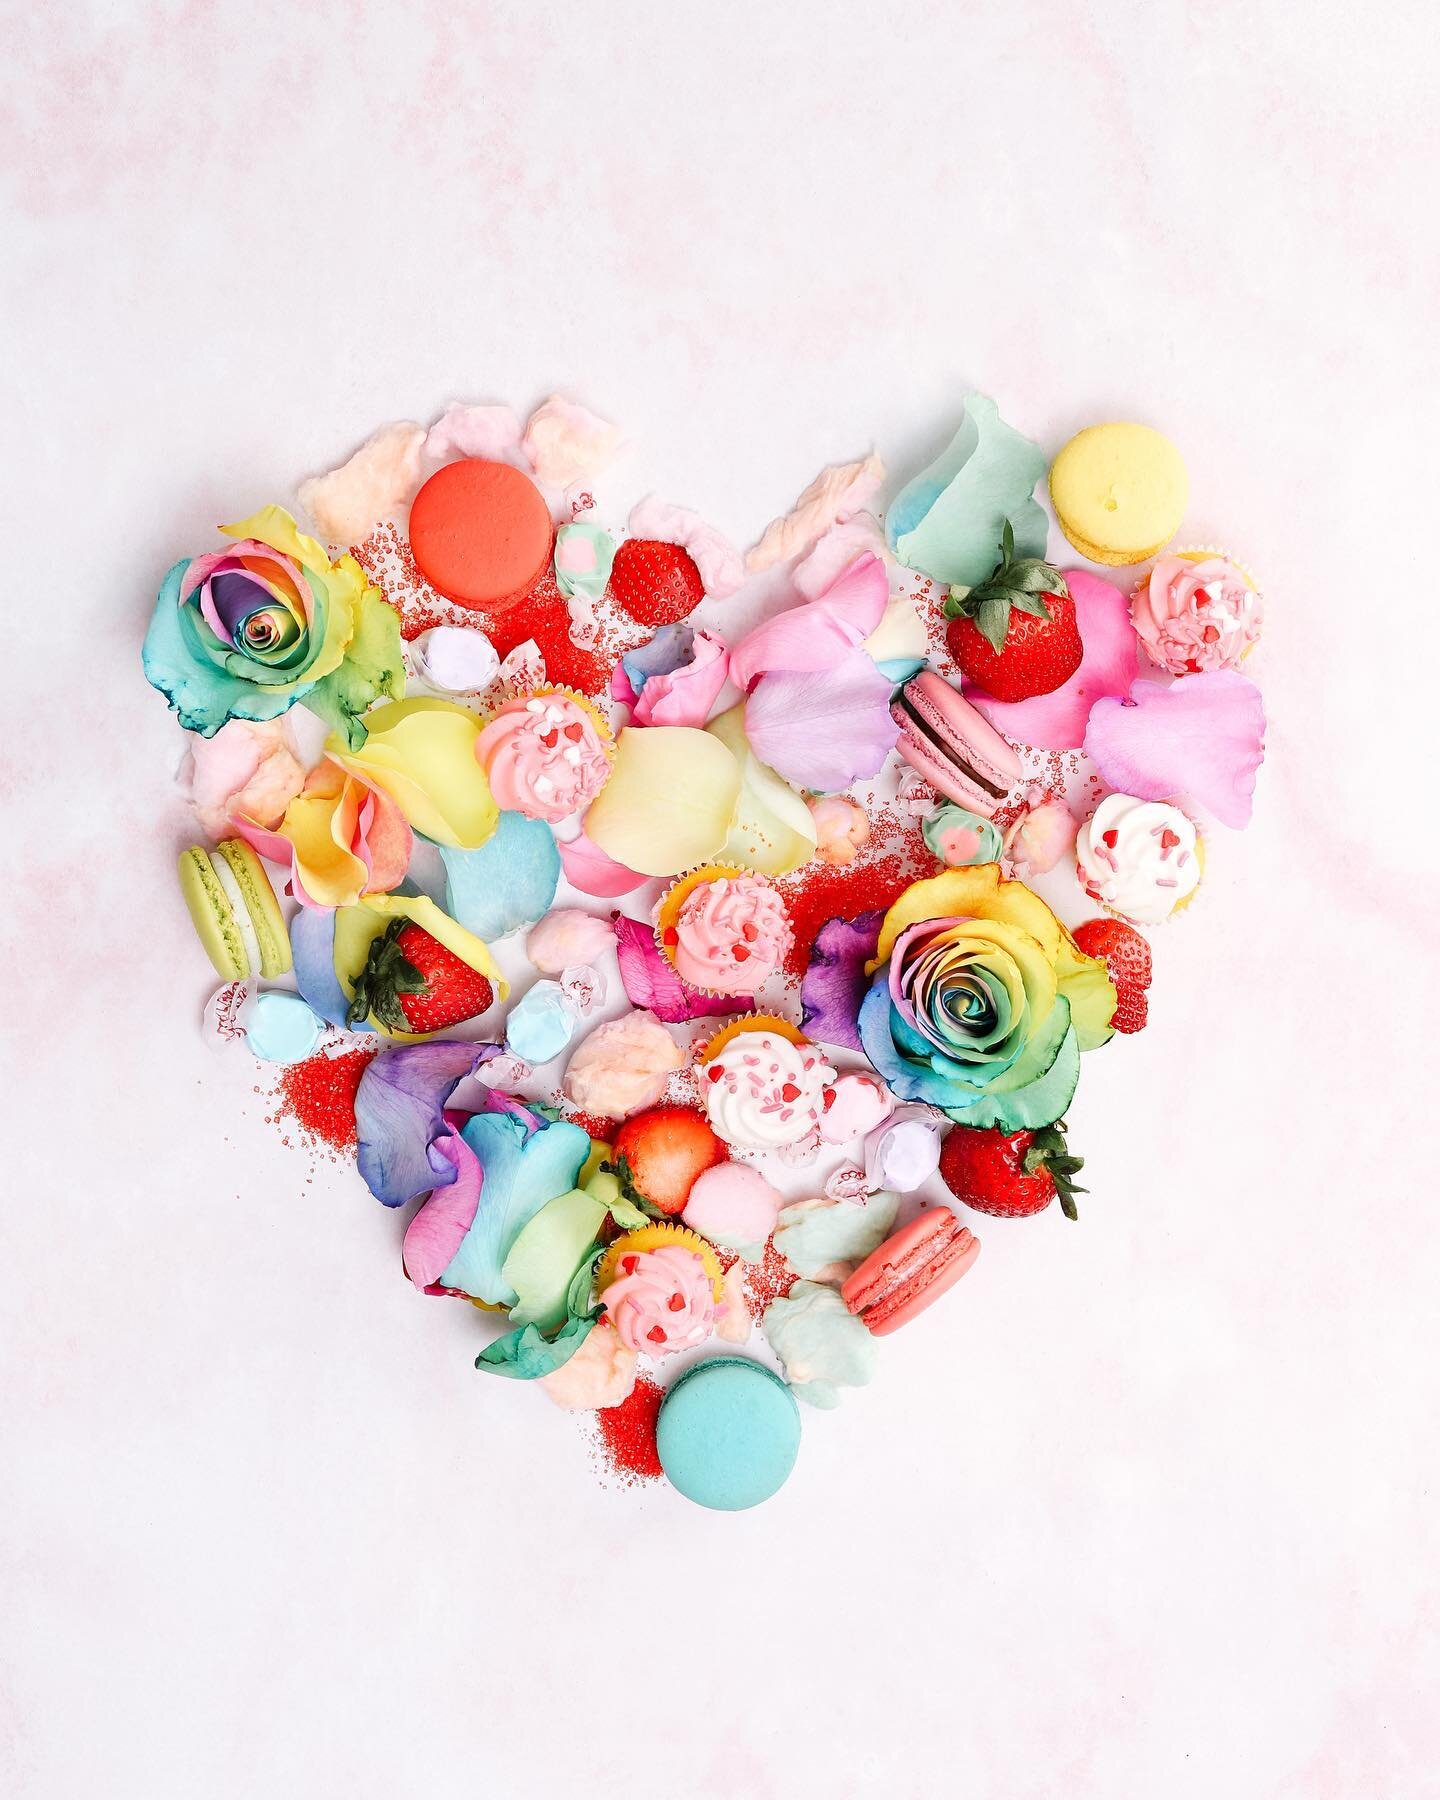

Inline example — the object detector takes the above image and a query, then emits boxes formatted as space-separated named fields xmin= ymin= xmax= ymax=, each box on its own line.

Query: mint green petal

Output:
xmin=888 ymin=394 xmax=1048 ymax=586
xmin=142 ymin=559 xmax=309 ymax=737
xmin=474 ymin=1310 xmax=596 ymax=1380
xmin=951 ymin=1024 xmax=1081 ymax=1130
xmin=984 ymin=995 xmax=1072 ymax=1096
xmin=503 ymin=1188 xmax=607 ymax=1332
xmin=303 ymin=585 xmax=406 ymax=750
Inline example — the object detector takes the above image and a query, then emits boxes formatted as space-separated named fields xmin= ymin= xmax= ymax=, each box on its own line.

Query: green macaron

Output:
xmin=178 ymin=840 xmax=291 ymax=981
xmin=655 ymin=1356 xmax=801 ymax=1511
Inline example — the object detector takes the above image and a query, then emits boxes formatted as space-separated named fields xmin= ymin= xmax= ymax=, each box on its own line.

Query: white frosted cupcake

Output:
xmin=1074 ymin=793 xmax=1202 ymax=924
xmin=698 ymin=1016 xmax=837 ymax=1161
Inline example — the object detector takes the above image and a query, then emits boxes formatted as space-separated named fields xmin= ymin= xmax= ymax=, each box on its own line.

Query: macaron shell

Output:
xmin=213 ymin=838 xmax=291 ymax=978
xmin=408 ymin=459 xmax=554 ymax=612
xmin=655 ymin=1356 xmax=801 ymax=1510
xmin=893 ymin=672 xmax=1021 ymax=817
xmin=178 ymin=847 xmax=248 ymax=981
xmin=1049 ymin=423 xmax=1188 ymax=566
xmin=842 ymin=1210 xmax=980 ymax=1336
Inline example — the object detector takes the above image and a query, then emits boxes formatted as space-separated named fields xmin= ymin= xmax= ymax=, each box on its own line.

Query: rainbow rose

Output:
xmin=142 ymin=505 xmax=403 ymax=746
xmin=857 ymin=866 xmax=1117 ymax=1129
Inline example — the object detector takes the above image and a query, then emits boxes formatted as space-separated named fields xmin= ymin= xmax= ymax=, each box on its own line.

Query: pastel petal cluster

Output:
xmin=612 ymin=623 xmax=730 ymax=728
xmin=183 ymin=717 xmax=306 ymax=839
xmin=1085 ymin=673 xmax=1266 ymax=830
xmin=234 ymin=756 xmax=411 ymax=909
xmin=330 ymin=697 xmax=498 ymax=848
xmin=1132 ymin=554 xmax=1262 ymax=675
xmin=142 ymin=505 xmax=404 ymax=746
xmin=855 ymin=866 xmax=1117 ymax=1130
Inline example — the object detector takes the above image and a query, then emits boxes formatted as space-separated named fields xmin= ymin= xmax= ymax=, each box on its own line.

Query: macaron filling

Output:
xmin=892 ymin=687 xmax=1009 ymax=799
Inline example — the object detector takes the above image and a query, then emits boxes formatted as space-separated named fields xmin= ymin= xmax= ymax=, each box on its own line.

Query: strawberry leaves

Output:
xmin=1023 ymin=1121 xmax=1086 ymax=1220
xmin=944 ymin=519 xmax=1070 ymax=654
xmin=347 ymin=918 xmax=428 ymax=1032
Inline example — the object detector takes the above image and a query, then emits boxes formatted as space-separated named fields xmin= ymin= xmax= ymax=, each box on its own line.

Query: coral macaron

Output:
xmin=841 ymin=1207 xmax=981 ymax=1336
xmin=891 ymin=670 xmax=1021 ymax=816
xmin=408 ymin=458 xmax=553 ymax=613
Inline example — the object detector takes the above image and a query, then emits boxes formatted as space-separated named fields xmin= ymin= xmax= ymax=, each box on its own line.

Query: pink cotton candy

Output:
xmin=963 ymin=570 xmax=1139 ymax=751
xmin=627 ymin=495 xmax=745 ymax=599
xmin=1084 ymin=671 xmax=1267 ymax=830
xmin=424 ymin=402 xmax=525 ymax=466
xmin=184 ymin=717 xmax=307 ymax=839
xmin=1002 ymin=800 xmax=1077 ymax=877
xmin=631 ymin=630 xmax=730 ymax=728
xmin=746 ymin=453 xmax=885 ymax=573
xmin=728 ymin=553 xmax=889 ymax=692
xmin=297 ymin=421 xmax=426 ymax=545
xmin=522 ymin=396 xmax=622 ymax=488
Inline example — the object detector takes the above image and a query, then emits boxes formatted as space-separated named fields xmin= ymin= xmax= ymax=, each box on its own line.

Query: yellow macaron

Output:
xmin=1049 ymin=422 xmax=1188 ymax=566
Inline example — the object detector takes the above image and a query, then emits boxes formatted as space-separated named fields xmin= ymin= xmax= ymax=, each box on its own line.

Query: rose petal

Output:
xmin=744 ymin=651 xmax=899 ymax=792
xmin=704 ymin=704 xmax=818 ymax=876
xmin=290 ymin=906 xmax=355 ymax=1029
xmin=612 ymin=915 xmax=751 ymax=1023
xmin=964 ymin=570 xmax=1139 ymax=750
xmin=402 ymin=1129 xmax=484 ymax=1287
xmin=581 ymin=726 xmax=741 ymax=878
xmin=355 ymin=1041 xmax=502 ymax=1208
xmin=728 ymin=552 xmax=889 ymax=692
xmin=631 ymin=630 xmax=730 ymax=728
xmin=1084 ymin=671 xmax=1266 ymax=829
xmin=556 ymin=829 xmax=650 ymax=898
xmin=439 ymin=811 xmax=561 ymax=940
xmin=800 ymin=911 xmax=884 ymax=1052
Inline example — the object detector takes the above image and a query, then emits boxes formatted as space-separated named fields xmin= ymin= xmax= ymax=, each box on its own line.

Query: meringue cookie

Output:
xmin=864 ymin=1106 xmax=942 ymax=1192
xmin=1002 ymin=800 xmax=1077 ymax=878
xmin=762 ymin=1280 xmax=879 ymax=1408
xmin=410 ymin=625 xmax=501 ymax=696
xmin=807 ymin=796 xmax=871 ymax=868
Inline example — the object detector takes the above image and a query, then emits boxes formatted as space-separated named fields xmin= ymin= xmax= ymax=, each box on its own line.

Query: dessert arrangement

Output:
xmin=145 ymin=393 xmax=1267 ymax=1508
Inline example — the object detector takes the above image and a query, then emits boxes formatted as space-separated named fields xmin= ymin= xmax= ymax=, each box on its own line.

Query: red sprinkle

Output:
xmin=272 ymin=1049 xmax=375 ymax=1152
xmin=777 ymin=802 xmax=928 ymax=978
xmin=594 ymin=1374 xmax=665 ymax=1484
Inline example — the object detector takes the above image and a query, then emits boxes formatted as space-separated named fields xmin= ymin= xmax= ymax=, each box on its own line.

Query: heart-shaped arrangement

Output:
xmin=146 ymin=394 xmax=1266 ymax=1508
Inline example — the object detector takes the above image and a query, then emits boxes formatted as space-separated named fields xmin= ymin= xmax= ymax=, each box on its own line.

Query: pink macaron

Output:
xmin=891 ymin=670 xmax=1021 ymax=815
xmin=840 ymin=1206 xmax=980 ymax=1336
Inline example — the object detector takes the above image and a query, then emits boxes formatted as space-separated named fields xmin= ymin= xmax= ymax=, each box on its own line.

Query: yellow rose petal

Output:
xmin=582 ymin=725 xmax=741 ymax=877
xmin=334 ymin=893 xmax=508 ymax=1041
xmin=706 ymin=703 xmax=817 ymax=876
xmin=329 ymin=697 xmax=498 ymax=850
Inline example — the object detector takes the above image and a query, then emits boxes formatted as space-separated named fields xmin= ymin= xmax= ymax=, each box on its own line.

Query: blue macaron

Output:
xmin=655 ymin=1356 xmax=801 ymax=1511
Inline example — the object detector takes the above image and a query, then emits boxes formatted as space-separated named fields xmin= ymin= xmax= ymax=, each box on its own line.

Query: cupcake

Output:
xmin=1130 ymin=549 xmax=1262 ymax=676
xmin=474 ymin=688 xmax=614 ymax=823
xmin=655 ymin=865 xmax=793 ymax=996
xmin=595 ymin=1223 xmax=724 ymax=1357
xmin=1074 ymin=793 xmax=1202 ymax=924
xmin=698 ymin=1016 xmax=837 ymax=1160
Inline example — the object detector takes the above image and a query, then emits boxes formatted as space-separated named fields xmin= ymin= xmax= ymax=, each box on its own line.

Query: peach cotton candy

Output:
xmin=1002 ymin=801 xmax=1077 ymax=878
xmin=714 ymin=1262 xmax=753 ymax=1344
xmin=561 ymin=1010 xmax=684 ymax=1118
xmin=522 ymin=396 xmax=622 ymax=488
xmin=808 ymin=796 xmax=871 ymax=867
xmin=538 ymin=1320 xmax=638 ymax=1410
xmin=298 ymin=421 xmax=426 ymax=545
xmin=526 ymin=908 xmax=616 ymax=974
xmin=184 ymin=717 xmax=306 ymax=839
xmin=746 ymin=452 xmax=885 ymax=573
xmin=792 ymin=513 xmax=888 ymax=599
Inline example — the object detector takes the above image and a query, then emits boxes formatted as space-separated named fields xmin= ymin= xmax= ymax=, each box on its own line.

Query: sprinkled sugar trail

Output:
xmin=590 ymin=1375 xmax=666 ymax=1485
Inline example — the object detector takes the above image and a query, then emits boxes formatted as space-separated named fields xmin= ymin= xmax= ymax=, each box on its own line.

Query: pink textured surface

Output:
xmin=3 ymin=5 xmax=1439 ymax=1799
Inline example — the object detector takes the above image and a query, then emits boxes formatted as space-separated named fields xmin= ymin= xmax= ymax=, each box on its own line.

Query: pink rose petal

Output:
xmin=728 ymin=553 xmax=889 ymax=692
xmin=558 ymin=828 xmax=649 ymax=897
xmin=1084 ymin=671 xmax=1266 ymax=829
xmin=402 ymin=1130 xmax=484 ymax=1289
xmin=963 ymin=570 xmax=1138 ymax=751
xmin=612 ymin=916 xmax=748 ymax=1023
xmin=744 ymin=650 xmax=899 ymax=792
xmin=632 ymin=630 xmax=730 ymax=728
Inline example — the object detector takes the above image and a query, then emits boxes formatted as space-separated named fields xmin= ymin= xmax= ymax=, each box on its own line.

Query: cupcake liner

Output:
xmin=594 ymin=1222 xmax=725 ymax=1300
xmin=482 ymin=683 xmax=618 ymax=754
xmin=698 ymin=1011 xmax=807 ymax=1065
xmin=653 ymin=863 xmax=792 ymax=999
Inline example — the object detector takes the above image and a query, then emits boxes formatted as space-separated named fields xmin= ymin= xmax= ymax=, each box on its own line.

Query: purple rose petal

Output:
xmin=745 ymin=650 xmax=900 ymax=792
xmin=355 ymin=1040 xmax=503 ymax=1208
xmin=800 ymin=911 xmax=883 ymax=1052
xmin=1085 ymin=671 xmax=1266 ymax=829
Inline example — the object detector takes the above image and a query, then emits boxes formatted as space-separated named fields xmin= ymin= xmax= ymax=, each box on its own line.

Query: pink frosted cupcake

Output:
xmin=474 ymin=688 xmax=614 ymax=822
xmin=1130 ymin=549 xmax=1262 ymax=676
xmin=655 ymin=865 xmax=793 ymax=996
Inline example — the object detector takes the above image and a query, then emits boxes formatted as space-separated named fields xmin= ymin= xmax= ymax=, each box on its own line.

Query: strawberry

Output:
xmin=939 ymin=1121 xmax=1086 ymax=1220
xmin=1073 ymin=918 xmax=1152 ymax=1034
xmin=609 ymin=538 xmax=706 ymax=626
xmin=346 ymin=920 xmax=494 ymax=1034
xmin=607 ymin=1105 xmax=727 ymax=1217
xmin=943 ymin=521 xmax=1082 ymax=701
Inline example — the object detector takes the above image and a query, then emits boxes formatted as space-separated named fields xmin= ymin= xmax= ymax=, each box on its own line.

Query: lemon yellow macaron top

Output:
xmin=1049 ymin=422 xmax=1188 ymax=566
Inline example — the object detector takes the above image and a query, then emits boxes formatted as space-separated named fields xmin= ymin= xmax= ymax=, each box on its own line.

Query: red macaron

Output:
xmin=841 ymin=1206 xmax=981 ymax=1335
xmin=891 ymin=669 xmax=1021 ymax=815
xmin=408 ymin=458 xmax=553 ymax=614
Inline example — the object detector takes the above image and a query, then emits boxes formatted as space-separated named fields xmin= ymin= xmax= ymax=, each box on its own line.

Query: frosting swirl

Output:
xmin=1131 ymin=554 xmax=1262 ymax=676
xmin=702 ymin=1030 xmax=836 ymax=1156
xmin=671 ymin=874 xmax=792 ymax=994
xmin=475 ymin=693 xmax=612 ymax=822
xmin=601 ymin=1245 xmax=716 ymax=1356
xmin=1075 ymin=793 xmax=1200 ymax=923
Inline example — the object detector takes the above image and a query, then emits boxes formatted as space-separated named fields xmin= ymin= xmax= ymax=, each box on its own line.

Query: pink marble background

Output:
xmin=3 ymin=3 xmax=1438 ymax=1796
